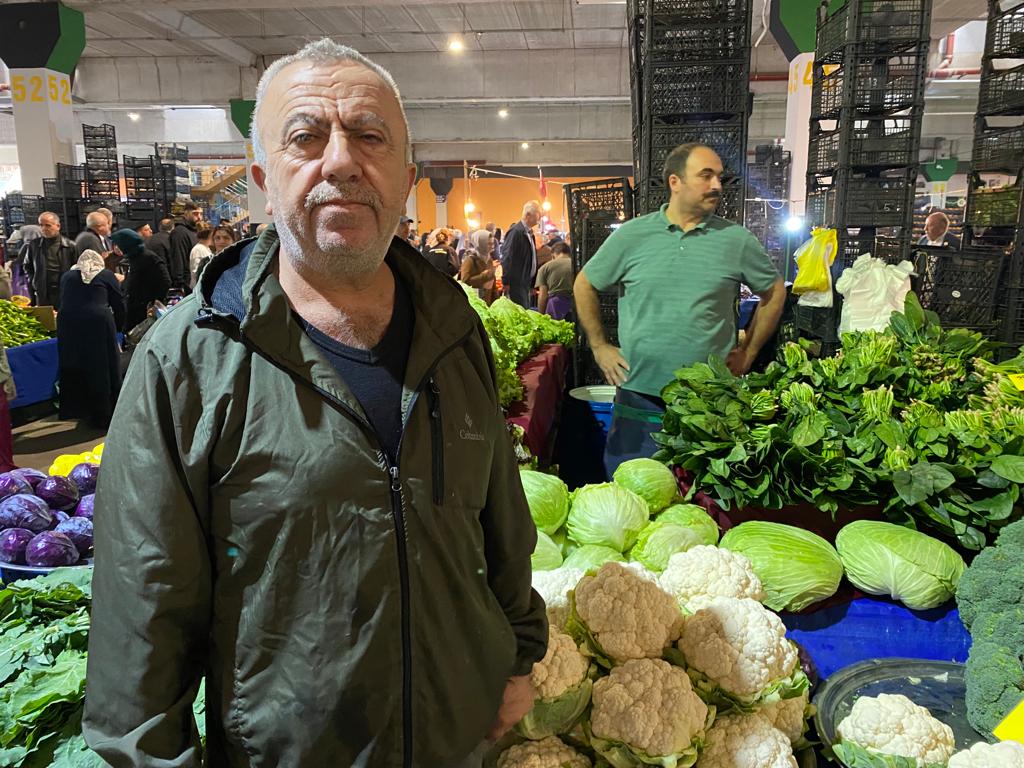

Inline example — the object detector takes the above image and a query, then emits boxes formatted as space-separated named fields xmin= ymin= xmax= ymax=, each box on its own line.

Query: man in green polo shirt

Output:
xmin=574 ymin=142 xmax=786 ymax=475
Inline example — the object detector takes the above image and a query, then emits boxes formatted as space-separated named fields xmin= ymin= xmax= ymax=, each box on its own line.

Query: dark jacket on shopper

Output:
xmin=147 ymin=230 xmax=172 ymax=267
xmin=74 ymin=228 xmax=106 ymax=257
xmin=82 ymin=226 xmax=547 ymax=768
xmin=22 ymin=235 xmax=77 ymax=309
xmin=112 ymin=228 xmax=171 ymax=331
xmin=500 ymin=220 xmax=537 ymax=306
xmin=168 ymin=220 xmax=198 ymax=291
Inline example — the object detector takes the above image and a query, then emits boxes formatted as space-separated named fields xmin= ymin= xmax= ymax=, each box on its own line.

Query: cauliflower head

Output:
xmin=590 ymin=658 xmax=712 ymax=765
xmin=949 ymin=740 xmax=1024 ymax=768
xmin=675 ymin=597 xmax=806 ymax=710
xmin=699 ymin=713 xmax=797 ymax=768
xmin=622 ymin=560 xmax=660 ymax=583
xmin=497 ymin=736 xmax=592 ymax=768
xmin=835 ymin=693 xmax=955 ymax=767
xmin=533 ymin=567 xmax=585 ymax=630
xmin=760 ymin=689 xmax=812 ymax=746
xmin=531 ymin=626 xmax=589 ymax=699
xmin=567 ymin=561 xmax=682 ymax=666
xmin=658 ymin=546 xmax=766 ymax=611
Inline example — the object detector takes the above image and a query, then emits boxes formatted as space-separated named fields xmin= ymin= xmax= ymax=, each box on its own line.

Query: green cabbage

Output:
xmin=613 ymin=458 xmax=677 ymax=513
xmin=532 ymin=530 xmax=564 ymax=571
xmin=520 ymin=470 xmax=570 ymax=535
xmin=562 ymin=544 xmax=625 ymax=572
xmin=629 ymin=505 xmax=720 ymax=572
xmin=515 ymin=678 xmax=593 ymax=740
xmin=567 ymin=483 xmax=650 ymax=552
xmin=720 ymin=521 xmax=843 ymax=612
xmin=836 ymin=520 xmax=966 ymax=610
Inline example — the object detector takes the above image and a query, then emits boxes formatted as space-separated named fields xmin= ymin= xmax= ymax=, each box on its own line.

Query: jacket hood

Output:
xmin=196 ymin=224 xmax=480 ymax=349
xmin=111 ymin=228 xmax=145 ymax=258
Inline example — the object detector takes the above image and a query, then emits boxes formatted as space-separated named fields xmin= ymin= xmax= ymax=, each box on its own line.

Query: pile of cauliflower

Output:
xmin=500 ymin=553 xmax=814 ymax=768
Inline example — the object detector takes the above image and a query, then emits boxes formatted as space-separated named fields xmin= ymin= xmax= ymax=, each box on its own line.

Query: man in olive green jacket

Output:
xmin=83 ymin=39 xmax=547 ymax=768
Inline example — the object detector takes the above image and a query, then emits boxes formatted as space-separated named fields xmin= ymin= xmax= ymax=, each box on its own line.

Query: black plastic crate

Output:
xmin=42 ymin=179 xmax=60 ymax=198
xmin=986 ymin=3 xmax=1024 ymax=59
xmin=566 ymin=178 xmax=634 ymax=268
xmin=838 ymin=230 xmax=910 ymax=268
xmin=809 ymin=116 xmax=920 ymax=172
xmin=839 ymin=171 xmax=916 ymax=227
xmin=647 ymin=60 xmax=749 ymax=117
xmin=812 ymin=52 xmax=927 ymax=118
xmin=978 ymin=64 xmax=1024 ymax=116
xmin=643 ymin=117 xmax=747 ymax=181
xmin=911 ymin=245 xmax=1006 ymax=331
xmin=634 ymin=0 xmax=750 ymax=23
xmin=972 ymin=122 xmax=1024 ymax=171
xmin=56 ymin=163 xmax=86 ymax=183
xmin=794 ymin=304 xmax=840 ymax=343
xmin=641 ymin=19 xmax=750 ymax=63
xmin=967 ymin=185 xmax=1022 ymax=227
xmin=816 ymin=0 xmax=930 ymax=62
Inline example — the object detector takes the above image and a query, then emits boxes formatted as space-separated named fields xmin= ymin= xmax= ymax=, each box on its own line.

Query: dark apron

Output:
xmin=603 ymin=388 xmax=667 ymax=478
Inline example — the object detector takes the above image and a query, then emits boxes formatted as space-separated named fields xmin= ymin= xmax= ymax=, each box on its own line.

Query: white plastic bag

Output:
xmin=835 ymin=254 xmax=915 ymax=333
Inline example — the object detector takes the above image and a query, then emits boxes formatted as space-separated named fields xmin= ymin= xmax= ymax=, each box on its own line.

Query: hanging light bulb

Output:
xmin=541 ymin=200 xmax=552 ymax=212
xmin=464 ymin=200 xmax=476 ymax=215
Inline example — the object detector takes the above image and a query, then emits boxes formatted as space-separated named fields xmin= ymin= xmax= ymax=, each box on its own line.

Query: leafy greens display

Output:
xmin=654 ymin=294 xmax=1024 ymax=550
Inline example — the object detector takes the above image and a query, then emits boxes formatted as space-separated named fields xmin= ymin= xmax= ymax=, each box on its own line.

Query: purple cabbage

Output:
xmin=54 ymin=517 xmax=93 ymax=555
xmin=25 ymin=531 xmax=80 ymax=567
xmin=48 ymin=511 xmax=70 ymax=530
xmin=0 ymin=528 xmax=35 ymax=564
xmin=0 ymin=494 xmax=54 ymax=533
xmin=67 ymin=463 xmax=100 ymax=496
xmin=74 ymin=494 xmax=95 ymax=520
xmin=0 ymin=473 xmax=32 ymax=501
xmin=9 ymin=468 xmax=47 ymax=490
xmin=35 ymin=475 xmax=80 ymax=511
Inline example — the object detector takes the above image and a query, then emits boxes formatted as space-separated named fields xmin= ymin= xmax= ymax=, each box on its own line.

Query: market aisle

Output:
xmin=12 ymin=416 xmax=105 ymax=470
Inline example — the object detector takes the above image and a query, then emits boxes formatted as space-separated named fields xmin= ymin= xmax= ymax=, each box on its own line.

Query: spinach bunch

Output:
xmin=655 ymin=294 xmax=1024 ymax=550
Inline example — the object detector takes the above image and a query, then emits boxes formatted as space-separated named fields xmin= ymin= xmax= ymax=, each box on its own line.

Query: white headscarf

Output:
xmin=72 ymin=249 xmax=105 ymax=285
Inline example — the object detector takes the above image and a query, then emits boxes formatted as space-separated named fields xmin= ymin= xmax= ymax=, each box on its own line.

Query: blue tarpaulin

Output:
xmin=7 ymin=338 xmax=58 ymax=409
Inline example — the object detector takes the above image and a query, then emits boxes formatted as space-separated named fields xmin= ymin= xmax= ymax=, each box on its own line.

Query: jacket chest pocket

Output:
xmin=426 ymin=376 xmax=493 ymax=511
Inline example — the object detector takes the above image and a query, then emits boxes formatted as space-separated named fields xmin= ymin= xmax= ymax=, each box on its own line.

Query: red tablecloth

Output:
xmin=506 ymin=344 xmax=569 ymax=464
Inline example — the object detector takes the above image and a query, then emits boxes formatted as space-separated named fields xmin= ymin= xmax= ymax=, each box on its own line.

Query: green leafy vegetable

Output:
xmin=0 ymin=302 xmax=50 ymax=349
xmin=628 ymin=505 xmax=719 ymax=572
xmin=520 ymin=470 xmax=570 ymax=535
xmin=612 ymin=458 xmax=679 ymax=513
xmin=566 ymin=484 xmax=650 ymax=552
xmin=532 ymin=530 xmax=564 ymax=571
xmin=719 ymin=521 xmax=843 ymax=612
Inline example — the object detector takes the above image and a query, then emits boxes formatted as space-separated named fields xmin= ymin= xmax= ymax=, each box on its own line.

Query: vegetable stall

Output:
xmin=1 ymin=300 xmax=57 ymax=410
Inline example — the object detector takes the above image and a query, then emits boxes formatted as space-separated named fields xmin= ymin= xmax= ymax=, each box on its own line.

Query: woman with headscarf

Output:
xmin=111 ymin=228 xmax=170 ymax=332
xmin=56 ymin=250 xmax=125 ymax=429
xmin=460 ymin=229 xmax=497 ymax=301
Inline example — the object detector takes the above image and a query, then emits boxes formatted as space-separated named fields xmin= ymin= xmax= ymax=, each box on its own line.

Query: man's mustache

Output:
xmin=705 ymin=192 xmax=721 ymax=200
xmin=305 ymin=183 xmax=381 ymax=212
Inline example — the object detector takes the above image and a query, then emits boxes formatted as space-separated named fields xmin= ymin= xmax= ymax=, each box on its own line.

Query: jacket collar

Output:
xmin=197 ymin=224 xmax=481 ymax=412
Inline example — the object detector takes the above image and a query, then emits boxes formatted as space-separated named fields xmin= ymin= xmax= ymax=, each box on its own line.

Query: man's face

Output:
xmin=397 ymin=220 xmax=411 ymax=240
xmin=39 ymin=215 xmax=60 ymax=238
xmin=524 ymin=208 xmax=540 ymax=228
xmin=670 ymin=147 xmax=725 ymax=217
xmin=186 ymin=209 xmax=203 ymax=226
xmin=925 ymin=215 xmax=947 ymax=241
xmin=137 ymin=224 xmax=153 ymax=239
xmin=94 ymin=218 xmax=111 ymax=237
xmin=252 ymin=60 xmax=416 ymax=279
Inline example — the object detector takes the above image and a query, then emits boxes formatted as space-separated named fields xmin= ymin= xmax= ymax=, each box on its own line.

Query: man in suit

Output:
xmin=501 ymin=200 xmax=541 ymax=308
xmin=147 ymin=218 xmax=175 ymax=267
xmin=919 ymin=211 xmax=961 ymax=249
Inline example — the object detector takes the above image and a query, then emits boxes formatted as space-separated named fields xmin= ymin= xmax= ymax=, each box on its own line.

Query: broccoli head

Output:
xmin=955 ymin=546 xmax=1024 ymax=629
xmin=964 ymin=641 xmax=1024 ymax=739
xmin=996 ymin=518 xmax=1024 ymax=551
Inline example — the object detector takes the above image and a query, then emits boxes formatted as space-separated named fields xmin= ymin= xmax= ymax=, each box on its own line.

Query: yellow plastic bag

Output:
xmin=792 ymin=228 xmax=838 ymax=295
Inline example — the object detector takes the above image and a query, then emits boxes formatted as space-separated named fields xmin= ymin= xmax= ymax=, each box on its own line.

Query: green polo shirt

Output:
xmin=583 ymin=205 xmax=780 ymax=397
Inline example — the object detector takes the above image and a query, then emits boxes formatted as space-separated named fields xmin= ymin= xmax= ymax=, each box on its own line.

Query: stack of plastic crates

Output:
xmin=156 ymin=143 xmax=192 ymax=200
xmin=627 ymin=0 xmax=752 ymax=223
xmin=745 ymin=144 xmax=792 ymax=273
xmin=967 ymin=0 xmax=1024 ymax=249
xmin=124 ymin=155 xmax=178 ymax=226
xmin=799 ymin=0 xmax=931 ymax=348
xmin=82 ymin=124 xmax=121 ymax=202
xmin=565 ymin=178 xmax=634 ymax=386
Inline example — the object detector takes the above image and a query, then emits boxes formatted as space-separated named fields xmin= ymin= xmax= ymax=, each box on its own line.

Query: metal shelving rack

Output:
xmin=627 ymin=0 xmax=753 ymax=223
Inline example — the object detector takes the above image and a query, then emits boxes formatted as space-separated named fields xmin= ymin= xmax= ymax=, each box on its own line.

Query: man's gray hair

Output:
xmin=251 ymin=38 xmax=413 ymax=167
xmin=86 ymin=211 xmax=107 ymax=229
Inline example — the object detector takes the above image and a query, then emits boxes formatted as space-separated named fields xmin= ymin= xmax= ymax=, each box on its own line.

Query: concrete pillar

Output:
xmin=0 ymin=2 xmax=85 ymax=195
xmin=783 ymin=53 xmax=814 ymax=217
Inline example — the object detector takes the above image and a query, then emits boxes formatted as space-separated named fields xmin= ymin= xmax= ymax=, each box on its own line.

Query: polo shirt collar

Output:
xmin=659 ymin=204 xmax=711 ymax=233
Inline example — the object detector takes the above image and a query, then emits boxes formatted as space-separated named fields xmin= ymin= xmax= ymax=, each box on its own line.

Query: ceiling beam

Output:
xmin=61 ymin=0 xmax=504 ymax=10
xmin=132 ymin=8 xmax=257 ymax=67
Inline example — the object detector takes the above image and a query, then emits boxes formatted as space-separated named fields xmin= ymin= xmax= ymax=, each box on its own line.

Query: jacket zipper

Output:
xmin=196 ymin=308 xmax=474 ymax=768
xmin=426 ymin=378 xmax=444 ymax=505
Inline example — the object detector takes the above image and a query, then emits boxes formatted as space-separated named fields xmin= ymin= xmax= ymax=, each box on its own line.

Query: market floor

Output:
xmin=12 ymin=416 xmax=105 ymax=471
